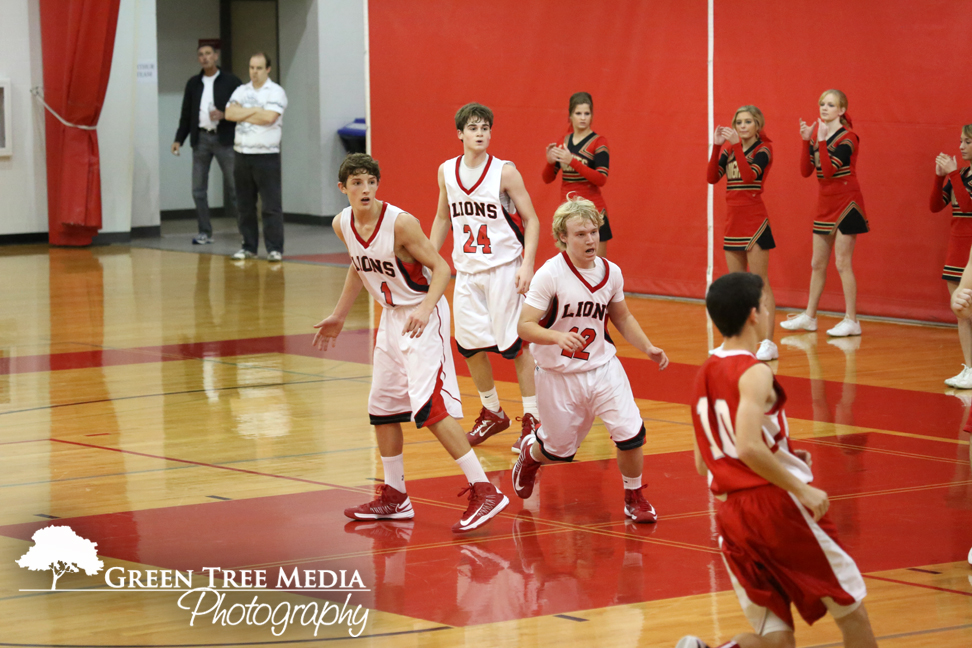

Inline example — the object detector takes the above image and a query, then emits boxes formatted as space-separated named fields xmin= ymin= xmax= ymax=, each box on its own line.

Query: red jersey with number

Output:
xmin=338 ymin=202 xmax=430 ymax=310
xmin=443 ymin=154 xmax=525 ymax=274
xmin=523 ymin=252 xmax=625 ymax=373
xmin=691 ymin=349 xmax=812 ymax=496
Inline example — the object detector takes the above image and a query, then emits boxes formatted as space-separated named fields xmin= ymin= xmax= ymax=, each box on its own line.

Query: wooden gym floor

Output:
xmin=0 ymin=244 xmax=969 ymax=647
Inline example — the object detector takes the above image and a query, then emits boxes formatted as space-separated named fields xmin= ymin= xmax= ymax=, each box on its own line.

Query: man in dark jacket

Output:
xmin=172 ymin=42 xmax=243 ymax=244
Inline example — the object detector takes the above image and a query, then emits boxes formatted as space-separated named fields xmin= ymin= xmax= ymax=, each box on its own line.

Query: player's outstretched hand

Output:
xmin=514 ymin=265 xmax=534 ymax=294
xmin=556 ymin=330 xmax=586 ymax=354
xmin=799 ymin=119 xmax=813 ymax=141
xmin=793 ymin=448 xmax=813 ymax=468
xmin=647 ymin=346 xmax=669 ymax=370
xmin=312 ymin=315 xmax=344 ymax=351
xmin=952 ymin=287 xmax=972 ymax=319
xmin=402 ymin=305 xmax=432 ymax=338
xmin=797 ymin=484 xmax=829 ymax=521
xmin=545 ymin=143 xmax=560 ymax=165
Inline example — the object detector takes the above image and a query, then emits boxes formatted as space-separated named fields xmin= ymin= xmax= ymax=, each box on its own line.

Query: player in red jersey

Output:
xmin=782 ymin=89 xmax=868 ymax=339
xmin=707 ymin=105 xmax=777 ymax=361
xmin=679 ymin=272 xmax=878 ymax=648
xmin=313 ymin=154 xmax=508 ymax=533
xmin=931 ymin=125 xmax=972 ymax=389
xmin=513 ymin=196 xmax=668 ymax=523
xmin=542 ymin=92 xmax=612 ymax=257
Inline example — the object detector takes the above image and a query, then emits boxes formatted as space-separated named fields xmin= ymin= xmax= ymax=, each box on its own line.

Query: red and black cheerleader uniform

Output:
xmin=707 ymin=138 xmax=775 ymax=251
xmin=801 ymin=126 xmax=869 ymax=235
xmin=542 ymin=132 xmax=612 ymax=241
xmin=931 ymin=166 xmax=972 ymax=281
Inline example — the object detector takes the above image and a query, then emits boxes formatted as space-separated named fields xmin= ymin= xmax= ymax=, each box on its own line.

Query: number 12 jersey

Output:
xmin=524 ymin=252 xmax=625 ymax=373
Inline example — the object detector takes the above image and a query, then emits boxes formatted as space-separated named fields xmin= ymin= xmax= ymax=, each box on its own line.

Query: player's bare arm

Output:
xmin=606 ymin=299 xmax=669 ymax=369
xmin=395 ymin=212 xmax=452 ymax=338
xmin=518 ymin=304 xmax=585 ymax=353
xmin=429 ymin=165 xmax=452 ymax=253
xmin=736 ymin=363 xmax=829 ymax=520
xmin=312 ymin=216 xmax=364 ymax=351
xmin=500 ymin=164 xmax=540 ymax=293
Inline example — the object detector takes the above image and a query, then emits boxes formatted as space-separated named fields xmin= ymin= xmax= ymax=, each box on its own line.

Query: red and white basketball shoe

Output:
xmin=623 ymin=485 xmax=657 ymax=524
xmin=344 ymin=484 xmax=414 ymax=520
xmin=674 ymin=637 xmax=710 ymax=648
xmin=512 ymin=438 xmax=542 ymax=499
xmin=466 ymin=407 xmax=511 ymax=446
xmin=452 ymin=482 xmax=509 ymax=533
xmin=511 ymin=413 xmax=539 ymax=453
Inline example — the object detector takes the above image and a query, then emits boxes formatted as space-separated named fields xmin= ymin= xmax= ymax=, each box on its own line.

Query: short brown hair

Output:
xmin=569 ymin=92 xmax=593 ymax=115
xmin=339 ymin=153 xmax=381 ymax=184
xmin=250 ymin=52 xmax=271 ymax=68
xmin=552 ymin=195 xmax=602 ymax=250
xmin=455 ymin=103 xmax=493 ymax=131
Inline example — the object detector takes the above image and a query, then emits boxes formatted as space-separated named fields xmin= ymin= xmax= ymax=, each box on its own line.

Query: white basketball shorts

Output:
xmin=453 ymin=258 xmax=524 ymax=360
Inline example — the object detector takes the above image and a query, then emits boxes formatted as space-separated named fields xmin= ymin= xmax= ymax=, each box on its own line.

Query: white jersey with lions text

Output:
xmin=524 ymin=252 xmax=626 ymax=374
xmin=339 ymin=202 xmax=430 ymax=310
xmin=442 ymin=154 xmax=524 ymax=274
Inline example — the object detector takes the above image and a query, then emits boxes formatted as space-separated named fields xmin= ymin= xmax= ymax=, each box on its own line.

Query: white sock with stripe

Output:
xmin=622 ymin=474 xmax=642 ymax=491
xmin=479 ymin=388 xmax=501 ymax=413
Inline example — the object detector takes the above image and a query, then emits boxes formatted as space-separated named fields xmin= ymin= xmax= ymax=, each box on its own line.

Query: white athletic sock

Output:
xmin=479 ymin=388 xmax=501 ymax=413
xmin=381 ymin=454 xmax=406 ymax=493
xmin=521 ymin=395 xmax=539 ymax=418
xmin=622 ymin=474 xmax=642 ymax=491
xmin=455 ymin=449 xmax=488 ymax=484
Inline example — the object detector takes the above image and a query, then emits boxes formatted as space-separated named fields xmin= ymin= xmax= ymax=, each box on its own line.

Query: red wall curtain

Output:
xmin=40 ymin=0 xmax=121 ymax=246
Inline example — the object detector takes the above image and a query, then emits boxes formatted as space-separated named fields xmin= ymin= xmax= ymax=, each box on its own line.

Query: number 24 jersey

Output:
xmin=524 ymin=252 xmax=625 ymax=373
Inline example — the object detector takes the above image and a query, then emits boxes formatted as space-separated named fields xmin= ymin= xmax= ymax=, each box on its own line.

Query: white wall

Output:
xmin=0 ymin=0 xmax=47 ymax=236
xmin=132 ymin=0 xmax=160 ymax=229
xmin=156 ymin=0 xmax=222 ymax=212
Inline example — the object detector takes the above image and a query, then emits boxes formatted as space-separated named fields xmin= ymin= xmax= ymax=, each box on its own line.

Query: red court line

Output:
xmin=863 ymin=574 xmax=972 ymax=597
xmin=5 ymin=333 xmax=965 ymax=439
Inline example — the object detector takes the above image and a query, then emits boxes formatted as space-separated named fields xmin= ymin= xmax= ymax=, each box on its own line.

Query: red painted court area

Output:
xmin=1 ymin=431 xmax=969 ymax=626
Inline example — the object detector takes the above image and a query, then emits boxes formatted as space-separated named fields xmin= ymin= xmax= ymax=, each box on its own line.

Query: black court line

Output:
xmin=802 ymin=622 xmax=972 ymax=648
xmin=206 ymin=495 xmax=232 ymax=501
xmin=553 ymin=614 xmax=588 ymax=622
xmin=907 ymin=567 xmax=942 ymax=574
xmin=0 ymin=625 xmax=452 ymax=647
xmin=33 ymin=514 xmax=59 ymax=519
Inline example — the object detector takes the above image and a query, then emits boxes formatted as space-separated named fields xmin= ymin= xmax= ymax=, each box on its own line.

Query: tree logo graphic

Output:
xmin=16 ymin=526 xmax=104 ymax=590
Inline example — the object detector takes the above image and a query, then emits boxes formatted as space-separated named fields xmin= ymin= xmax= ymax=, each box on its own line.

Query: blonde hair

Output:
xmin=963 ymin=124 xmax=972 ymax=140
xmin=818 ymin=89 xmax=850 ymax=127
xmin=732 ymin=105 xmax=765 ymax=134
xmin=552 ymin=195 xmax=603 ymax=250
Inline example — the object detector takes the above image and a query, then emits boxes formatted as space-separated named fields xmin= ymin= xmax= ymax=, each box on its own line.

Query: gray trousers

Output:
xmin=192 ymin=130 xmax=237 ymax=236
xmin=234 ymin=152 xmax=283 ymax=254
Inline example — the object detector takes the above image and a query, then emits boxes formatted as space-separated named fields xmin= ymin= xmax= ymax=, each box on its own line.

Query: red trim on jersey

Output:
xmin=455 ymin=155 xmax=494 ymax=195
xmin=395 ymin=258 xmax=430 ymax=292
xmin=561 ymin=251 xmax=610 ymax=292
xmin=350 ymin=202 xmax=388 ymax=248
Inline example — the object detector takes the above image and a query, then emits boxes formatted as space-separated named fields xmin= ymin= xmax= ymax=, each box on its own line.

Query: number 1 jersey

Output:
xmin=338 ymin=202 xmax=431 ymax=310
xmin=524 ymin=252 xmax=625 ymax=373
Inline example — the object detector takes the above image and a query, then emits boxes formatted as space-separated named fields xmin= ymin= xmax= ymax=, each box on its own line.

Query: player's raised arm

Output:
xmin=313 ymin=216 xmax=364 ymax=350
xmin=501 ymin=164 xmax=540 ymax=292
xmin=429 ymin=164 xmax=452 ymax=253
xmin=396 ymin=212 xmax=452 ymax=338
xmin=607 ymin=299 xmax=668 ymax=370
xmin=736 ymin=363 xmax=829 ymax=520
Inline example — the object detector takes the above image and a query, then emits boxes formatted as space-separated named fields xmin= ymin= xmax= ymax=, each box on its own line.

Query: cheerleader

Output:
xmin=707 ymin=105 xmax=778 ymax=360
xmin=932 ymin=125 xmax=972 ymax=389
xmin=782 ymin=89 xmax=869 ymax=337
xmin=543 ymin=92 xmax=611 ymax=256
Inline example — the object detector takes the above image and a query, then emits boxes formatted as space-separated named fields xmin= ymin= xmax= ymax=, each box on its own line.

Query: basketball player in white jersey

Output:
xmin=313 ymin=153 xmax=508 ymax=533
xmin=512 ymin=196 xmax=669 ymax=523
xmin=430 ymin=102 xmax=543 ymax=454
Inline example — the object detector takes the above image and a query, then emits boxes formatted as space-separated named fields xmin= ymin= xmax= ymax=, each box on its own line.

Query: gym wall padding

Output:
xmin=369 ymin=0 xmax=966 ymax=323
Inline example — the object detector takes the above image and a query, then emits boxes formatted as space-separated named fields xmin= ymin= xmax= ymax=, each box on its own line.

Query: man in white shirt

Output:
xmin=225 ymin=52 xmax=288 ymax=261
xmin=172 ymin=42 xmax=242 ymax=245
